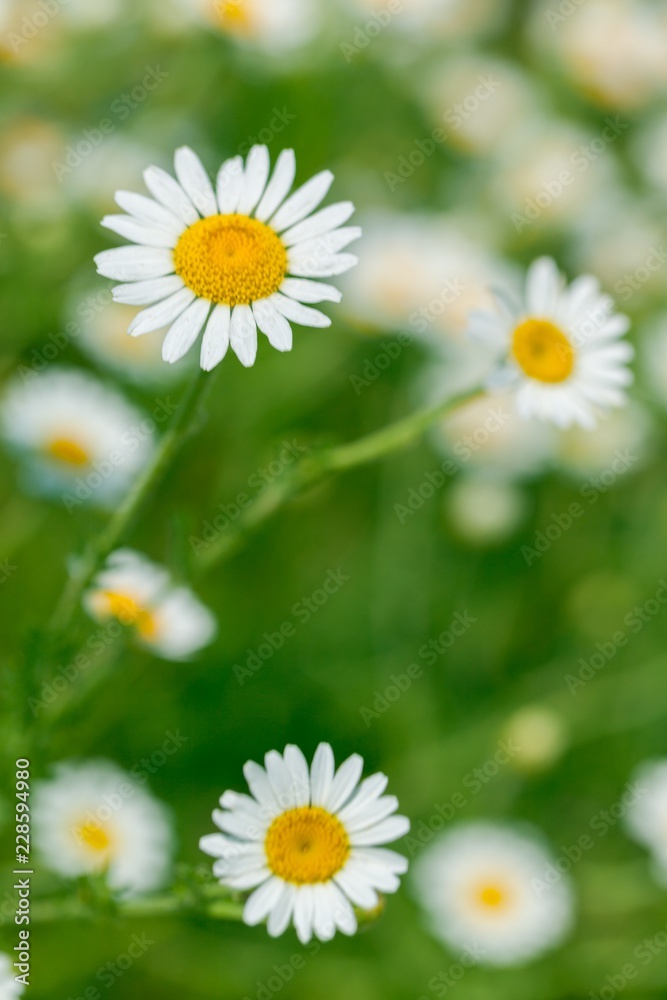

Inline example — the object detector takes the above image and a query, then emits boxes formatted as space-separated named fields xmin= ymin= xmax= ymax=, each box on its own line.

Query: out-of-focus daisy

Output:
xmin=95 ymin=145 xmax=359 ymax=370
xmin=445 ymin=478 xmax=528 ymax=545
xmin=163 ymin=0 xmax=323 ymax=54
xmin=342 ymin=0 xmax=508 ymax=42
xmin=0 ymin=952 xmax=24 ymax=999
xmin=468 ymin=257 xmax=633 ymax=429
xmin=501 ymin=705 xmax=568 ymax=774
xmin=32 ymin=760 xmax=174 ymax=896
xmin=63 ymin=136 xmax=164 ymax=215
xmin=555 ymin=401 xmax=651 ymax=479
xmin=200 ymin=742 xmax=409 ymax=943
xmin=84 ymin=548 xmax=217 ymax=660
xmin=0 ymin=368 xmax=154 ymax=507
xmin=625 ymin=760 xmax=667 ymax=881
xmin=413 ymin=822 xmax=574 ymax=965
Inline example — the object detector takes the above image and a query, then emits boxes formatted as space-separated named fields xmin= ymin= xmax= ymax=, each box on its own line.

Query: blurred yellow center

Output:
xmin=47 ymin=437 xmax=90 ymax=467
xmin=76 ymin=821 xmax=112 ymax=853
xmin=173 ymin=214 xmax=287 ymax=306
xmin=512 ymin=318 xmax=574 ymax=383
xmin=217 ymin=0 xmax=252 ymax=33
xmin=474 ymin=882 xmax=511 ymax=910
xmin=265 ymin=806 xmax=350 ymax=884
xmin=102 ymin=590 xmax=158 ymax=639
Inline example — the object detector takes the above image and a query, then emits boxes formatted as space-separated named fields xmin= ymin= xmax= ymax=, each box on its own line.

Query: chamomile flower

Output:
xmin=0 ymin=953 xmax=24 ymax=999
xmin=200 ymin=742 xmax=410 ymax=943
xmin=413 ymin=822 xmax=574 ymax=965
xmin=0 ymin=368 xmax=153 ymax=507
xmin=166 ymin=0 xmax=323 ymax=54
xmin=467 ymin=257 xmax=633 ymax=429
xmin=624 ymin=760 xmax=667 ymax=881
xmin=94 ymin=146 xmax=359 ymax=370
xmin=32 ymin=760 xmax=174 ymax=896
xmin=84 ymin=549 xmax=217 ymax=661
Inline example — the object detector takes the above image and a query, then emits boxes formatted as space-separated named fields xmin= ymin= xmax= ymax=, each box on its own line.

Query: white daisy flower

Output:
xmin=624 ymin=760 xmax=667 ymax=881
xmin=32 ymin=760 xmax=174 ymax=897
xmin=200 ymin=742 xmax=410 ymax=943
xmin=413 ymin=822 xmax=574 ymax=966
xmin=467 ymin=256 xmax=634 ymax=429
xmin=0 ymin=368 xmax=154 ymax=507
xmin=0 ymin=953 xmax=24 ymax=1000
xmin=94 ymin=145 xmax=360 ymax=371
xmin=165 ymin=0 xmax=324 ymax=54
xmin=84 ymin=548 xmax=217 ymax=661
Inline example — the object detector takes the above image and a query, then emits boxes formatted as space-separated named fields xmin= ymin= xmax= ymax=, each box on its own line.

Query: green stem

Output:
xmin=197 ymin=384 xmax=483 ymax=573
xmin=48 ymin=368 xmax=215 ymax=640
xmin=30 ymin=890 xmax=245 ymax=924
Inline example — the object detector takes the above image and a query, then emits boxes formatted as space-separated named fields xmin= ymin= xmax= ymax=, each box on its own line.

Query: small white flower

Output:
xmin=94 ymin=146 xmax=359 ymax=371
xmin=200 ymin=742 xmax=410 ymax=943
xmin=624 ymin=760 xmax=667 ymax=881
xmin=467 ymin=256 xmax=634 ymax=429
xmin=165 ymin=0 xmax=323 ymax=54
xmin=0 ymin=953 xmax=24 ymax=999
xmin=0 ymin=368 xmax=154 ymax=506
xmin=84 ymin=549 xmax=217 ymax=661
xmin=413 ymin=822 xmax=574 ymax=965
xmin=32 ymin=760 xmax=174 ymax=897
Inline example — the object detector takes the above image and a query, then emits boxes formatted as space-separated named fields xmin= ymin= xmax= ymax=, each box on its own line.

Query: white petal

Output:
xmin=310 ymin=744 xmax=335 ymax=807
xmin=243 ymin=760 xmax=278 ymax=812
xmin=281 ymin=202 xmax=355 ymax=247
xmin=174 ymin=146 xmax=217 ymax=218
xmin=115 ymin=189 xmax=185 ymax=231
xmin=337 ymin=774 xmax=389 ymax=824
xmin=526 ymin=256 xmax=561 ymax=315
xmin=350 ymin=815 xmax=410 ymax=846
xmin=270 ymin=170 xmax=334 ymax=233
xmin=94 ymin=246 xmax=174 ymax=281
xmin=344 ymin=796 xmax=400 ymax=834
xmin=144 ymin=165 xmax=199 ymax=226
xmin=225 ymin=867 xmax=272 ymax=890
xmin=199 ymin=832 xmax=234 ymax=858
xmin=200 ymin=304 xmax=231 ymax=371
xmin=325 ymin=881 xmax=357 ymax=936
xmin=293 ymin=886 xmax=315 ymax=944
xmin=289 ymin=227 xmax=361 ymax=262
xmin=255 ymin=149 xmax=296 ymax=223
xmin=264 ymin=750 xmax=296 ymax=810
xmin=252 ymin=299 xmax=293 ymax=352
xmin=111 ymin=275 xmax=185 ymax=305
xmin=243 ymin=877 xmax=283 ymax=926
xmin=101 ymin=214 xmax=179 ymax=248
xmin=283 ymin=745 xmax=311 ymax=806
xmin=267 ymin=882 xmax=296 ymax=937
xmin=128 ymin=287 xmax=195 ymax=336
xmin=326 ymin=754 xmax=363 ymax=813
xmin=334 ymin=866 xmax=379 ymax=910
xmin=229 ymin=304 xmax=258 ymax=367
xmin=237 ymin=145 xmax=270 ymax=216
xmin=213 ymin=808 xmax=262 ymax=841
xmin=162 ymin=298 xmax=210 ymax=363
xmin=271 ymin=293 xmax=330 ymax=328
xmin=353 ymin=846 xmax=409 ymax=874
xmin=312 ymin=884 xmax=337 ymax=941
xmin=216 ymin=155 xmax=244 ymax=214
xmin=288 ymin=253 xmax=358 ymax=279
xmin=280 ymin=278 xmax=342 ymax=304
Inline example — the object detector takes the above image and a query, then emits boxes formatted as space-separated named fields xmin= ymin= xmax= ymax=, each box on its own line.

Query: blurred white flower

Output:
xmin=502 ymin=705 xmax=569 ymax=774
xmin=63 ymin=135 xmax=166 ymax=215
xmin=445 ymin=477 xmax=528 ymax=545
xmin=555 ymin=401 xmax=652 ymax=479
xmin=342 ymin=0 xmax=508 ymax=42
xmin=95 ymin=145 xmax=359 ymax=370
xmin=624 ymin=760 xmax=667 ymax=882
xmin=0 ymin=952 xmax=24 ymax=999
xmin=0 ymin=368 xmax=154 ymax=508
xmin=84 ymin=548 xmax=217 ymax=660
xmin=200 ymin=742 xmax=409 ymax=943
xmin=413 ymin=822 xmax=574 ymax=965
xmin=467 ymin=257 xmax=634 ymax=429
xmin=32 ymin=760 xmax=174 ymax=896
xmin=0 ymin=117 xmax=66 ymax=207
xmin=164 ymin=0 xmax=323 ymax=54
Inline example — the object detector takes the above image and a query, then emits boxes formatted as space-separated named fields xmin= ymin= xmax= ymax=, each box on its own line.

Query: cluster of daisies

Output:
xmin=24 ymin=747 xmax=667 ymax=959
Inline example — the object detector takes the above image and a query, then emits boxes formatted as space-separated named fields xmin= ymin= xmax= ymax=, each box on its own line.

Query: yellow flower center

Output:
xmin=511 ymin=317 xmax=574 ymax=383
xmin=46 ymin=437 xmax=90 ymax=467
xmin=216 ymin=0 xmax=253 ymax=33
xmin=75 ymin=821 xmax=112 ymax=853
xmin=173 ymin=214 xmax=287 ymax=306
xmin=100 ymin=590 xmax=158 ymax=639
xmin=473 ymin=881 xmax=512 ymax=911
xmin=264 ymin=806 xmax=350 ymax=884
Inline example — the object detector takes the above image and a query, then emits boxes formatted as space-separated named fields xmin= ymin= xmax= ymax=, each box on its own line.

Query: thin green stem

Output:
xmin=197 ymin=384 xmax=483 ymax=574
xmin=48 ymin=368 xmax=215 ymax=640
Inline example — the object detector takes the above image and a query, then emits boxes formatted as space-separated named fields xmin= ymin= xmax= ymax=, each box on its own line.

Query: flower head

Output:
xmin=624 ymin=760 xmax=667 ymax=881
xmin=468 ymin=256 xmax=633 ymax=428
xmin=32 ymin=760 xmax=174 ymax=896
xmin=0 ymin=952 xmax=24 ymax=999
xmin=0 ymin=368 xmax=154 ymax=506
xmin=94 ymin=146 xmax=360 ymax=370
xmin=200 ymin=742 xmax=409 ymax=943
xmin=84 ymin=548 xmax=217 ymax=660
xmin=412 ymin=822 xmax=574 ymax=965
